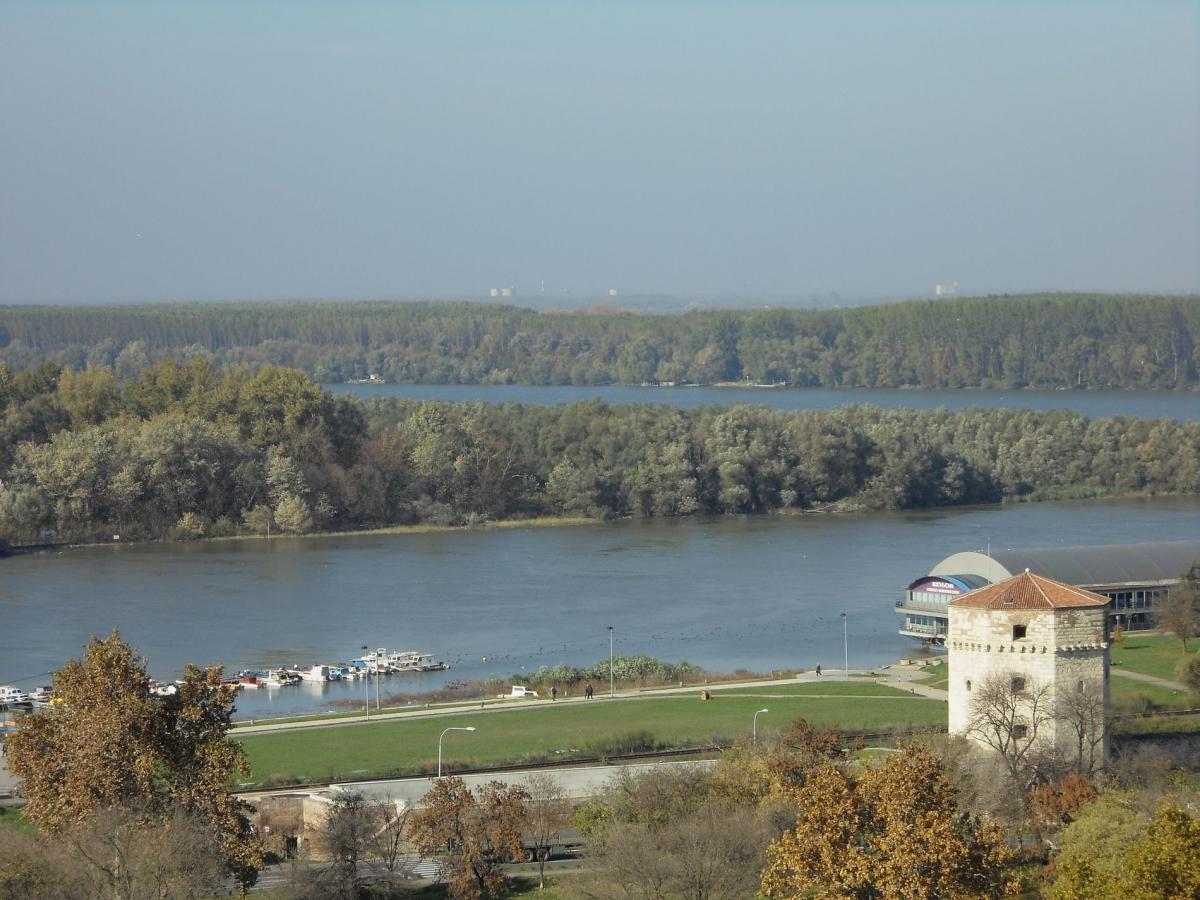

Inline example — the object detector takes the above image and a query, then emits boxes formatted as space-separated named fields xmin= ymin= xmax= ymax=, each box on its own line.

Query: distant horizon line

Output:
xmin=2 ymin=288 xmax=1197 ymax=310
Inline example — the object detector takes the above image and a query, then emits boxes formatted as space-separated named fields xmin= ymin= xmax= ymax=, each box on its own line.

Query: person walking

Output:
xmin=584 ymin=683 xmax=594 ymax=700
xmin=816 ymin=664 xmax=822 ymax=676
xmin=551 ymin=686 xmax=558 ymax=702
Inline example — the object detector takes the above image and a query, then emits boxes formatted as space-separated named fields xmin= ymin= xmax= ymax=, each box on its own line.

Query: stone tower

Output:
xmin=947 ymin=570 xmax=1110 ymax=768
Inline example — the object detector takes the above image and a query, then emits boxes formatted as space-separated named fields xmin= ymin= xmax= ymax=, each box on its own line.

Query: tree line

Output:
xmin=1 ymin=292 xmax=1198 ymax=390
xmin=1 ymin=359 xmax=1198 ymax=545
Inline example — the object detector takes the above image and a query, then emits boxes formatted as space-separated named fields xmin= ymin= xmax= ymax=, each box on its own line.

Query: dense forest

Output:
xmin=0 ymin=360 xmax=1197 ymax=545
xmin=1 ymin=293 xmax=1197 ymax=390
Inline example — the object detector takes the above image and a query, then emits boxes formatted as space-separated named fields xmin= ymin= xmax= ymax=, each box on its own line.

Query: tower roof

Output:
xmin=948 ymin=570 xmax=1109 ymax=610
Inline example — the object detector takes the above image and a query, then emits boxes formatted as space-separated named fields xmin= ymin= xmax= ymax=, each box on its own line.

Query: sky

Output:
xmin=1 ymin=1 xmax=1197 ymax=304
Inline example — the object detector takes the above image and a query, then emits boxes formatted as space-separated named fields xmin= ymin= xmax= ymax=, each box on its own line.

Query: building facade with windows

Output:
xmin=896 ymin=539 xmax=1199 ymax=644
xmin=947 ymin=570 xmax=1110 ymax=764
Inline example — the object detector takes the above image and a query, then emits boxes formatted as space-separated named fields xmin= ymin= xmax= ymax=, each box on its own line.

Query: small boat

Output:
xmin=290 ymin=665 xmax=332 ymax=683
xmin=387 ymin=650 xmax=424 ymax=671
xmin=29 ymin=686 xmax=55 ymax=707
xmin=357 ymin=648 xmax=391 ymax=672
xmin=415 ymin=654 xmax=451 ymax=672
xmin=262 ymin=669 xmax=301 ymax=687
xmin=149 ymin=682 xmax=177 ymax=697
xmin=0 ymin=686 xmax=28 ymax=704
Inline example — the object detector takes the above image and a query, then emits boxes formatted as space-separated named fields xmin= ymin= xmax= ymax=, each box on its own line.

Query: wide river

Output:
xmin=2 ymin=496 xmax=1198 ymax=719
xmin=331 ymin=383 xmax=1200 ymax=420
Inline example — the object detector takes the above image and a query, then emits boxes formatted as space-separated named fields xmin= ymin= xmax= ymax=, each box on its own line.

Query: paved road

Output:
xmin=317 ymin=758 xmax=717 ymax=807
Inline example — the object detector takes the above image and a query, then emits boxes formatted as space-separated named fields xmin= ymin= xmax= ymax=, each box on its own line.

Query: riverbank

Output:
xmin=6 ymin=515 xmax=595 ymax=555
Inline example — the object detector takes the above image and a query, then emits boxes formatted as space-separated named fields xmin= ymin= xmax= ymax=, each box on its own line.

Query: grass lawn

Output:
xmin=1110 ymin=633 xmax=1198 ymax=682
xmin=916 ymin=661 xmax=949 ymax=690
xmin=236 ymin=685 xmax=946 ymax=786
xmin=0 ymin=808 xmax=32 ymax=835
xmin=1109 ymin=673 xmax=1197 ymax=712
xmin=232 ymin=678 xmax=907 ymax=729
xmin=1113 ymin=712 xmax=1200 ymax=736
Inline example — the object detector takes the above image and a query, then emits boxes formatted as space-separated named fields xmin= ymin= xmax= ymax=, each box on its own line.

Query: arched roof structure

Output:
xmin=930 ymin=540 xmax=1200 ymax=588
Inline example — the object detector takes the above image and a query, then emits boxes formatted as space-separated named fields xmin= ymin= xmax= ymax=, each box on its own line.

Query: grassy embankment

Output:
xmin=236 ymin=681 xmax=945 ymax=787
xmin=1110 ymin=633 xmax=1198 ymax=682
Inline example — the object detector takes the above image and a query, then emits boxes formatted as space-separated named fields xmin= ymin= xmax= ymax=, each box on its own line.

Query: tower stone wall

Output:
xmin=947 ymin=572 xmax=1109 ymax=766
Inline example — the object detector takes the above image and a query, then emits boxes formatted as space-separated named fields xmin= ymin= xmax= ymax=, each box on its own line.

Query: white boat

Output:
xmin=291 ymin=665 xmax=332 ymax=683
xmin=29 ymin=686 xmax=55 ymax=706
xmin=387 ymin=650 xmax=424 ymax=671
xmin=360 ymin=648 xmax=391 ymax=672
xmin=0 ymin=686 xmax=28 ymax=704
xmin=262 ymin=669 xmax=300 ymax=687
xmin=149 ymin=682 xmax=177 ymax=697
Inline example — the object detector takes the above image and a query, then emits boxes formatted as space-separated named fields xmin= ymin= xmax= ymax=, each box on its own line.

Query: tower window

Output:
xmin=1011 ymin=676 xmax=1025 ymax=693
xmin=966 ymin=679 xmax=972 ymax=692
xmin=1011 ymin=724 xmax=1028 ymax=740
xmin=1012 ymin=624 xmax=1027 ymax=640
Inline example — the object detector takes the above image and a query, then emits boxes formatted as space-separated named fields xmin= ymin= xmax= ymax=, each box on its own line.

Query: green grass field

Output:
xmin=0 ymin=808 xmax=32 ymax=835
xmin=231 ymin=678 xmax=911 ymax=729
xmin=916 ymin=661 xmax=949 ymax=690
xmin=1109 ymin=675 xmax=1197 ymax=712
xmin=1110 ymin=633 xmax=1197 ymax=683
xmin=236 ymin=683 xmax=946 ymax=786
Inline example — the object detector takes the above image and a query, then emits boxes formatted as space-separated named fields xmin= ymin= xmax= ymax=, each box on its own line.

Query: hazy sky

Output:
xmin=1 ymin=1 xmax=1197 ymax=303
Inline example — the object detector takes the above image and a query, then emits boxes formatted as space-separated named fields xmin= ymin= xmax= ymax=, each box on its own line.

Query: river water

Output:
xmin=2 ymin=496 xmax=1197 ymax=719
xmin=331 ymin=383 xmax=1200 ymax=421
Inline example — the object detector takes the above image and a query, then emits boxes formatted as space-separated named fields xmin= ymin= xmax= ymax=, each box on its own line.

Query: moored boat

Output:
xmin=0 ymin=686 xmax=28 ymax=704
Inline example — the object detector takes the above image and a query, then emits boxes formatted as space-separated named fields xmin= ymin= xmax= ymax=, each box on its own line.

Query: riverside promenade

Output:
xmin=231 ymin=663 xmax=947 ymax=737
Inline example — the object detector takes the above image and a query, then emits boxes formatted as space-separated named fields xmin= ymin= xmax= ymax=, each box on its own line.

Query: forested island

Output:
xmin=1 ymin=293 xmax=1197 ymax=390
xmin=0 ymin=359 xmax=1197 ymax=546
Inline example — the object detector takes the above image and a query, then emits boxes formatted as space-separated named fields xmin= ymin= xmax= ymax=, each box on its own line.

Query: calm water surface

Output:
xmin=331 ymin=383 xmax=1200 ymax=420
xmin=2 ymin=496 xmax=1197 ymax=718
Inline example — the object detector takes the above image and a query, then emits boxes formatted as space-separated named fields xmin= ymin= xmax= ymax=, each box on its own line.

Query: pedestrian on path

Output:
xmin=584 ymin=684 xmax=594 ymax=700
xmin=551 ymin=686 xmax=558 ymax=702
xmin=816 ymin=664 xmax=822 ymax=676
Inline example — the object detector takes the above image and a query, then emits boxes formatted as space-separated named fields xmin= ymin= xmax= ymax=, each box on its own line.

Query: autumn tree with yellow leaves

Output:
xmin=761 ymin=745 xmax=1019 ymax=899
xmin=409 ymin=776 xmax=529 ymax=900
xmin=6 ymin=631 xmax=263 ymax=891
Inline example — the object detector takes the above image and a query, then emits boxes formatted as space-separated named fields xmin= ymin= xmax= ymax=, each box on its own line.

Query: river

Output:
xmin=330 ymin=383 xmax=1200 ymax=421
xmin=2 ymin=496 xmax=1197 ymax=719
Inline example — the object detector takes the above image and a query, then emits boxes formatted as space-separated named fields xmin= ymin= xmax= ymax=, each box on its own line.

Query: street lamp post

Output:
xmin=753 ymin=708 xmax=769 ymax=744
xmin=438 ymin=726 xmax=476 ymax=778
xmin=361 ymin=645 xmax=370 ymax=721
xmin=608 ymin=626 xmax=614 ymax=698
xmin=841 ymin=612 xmax=848 ymax=681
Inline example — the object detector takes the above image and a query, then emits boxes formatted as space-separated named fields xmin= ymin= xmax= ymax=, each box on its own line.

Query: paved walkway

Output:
xmin=0 ymin=747 xmax=18 ymax=797
xmin=1110 ymin=667 xmax=1190 ymax=693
